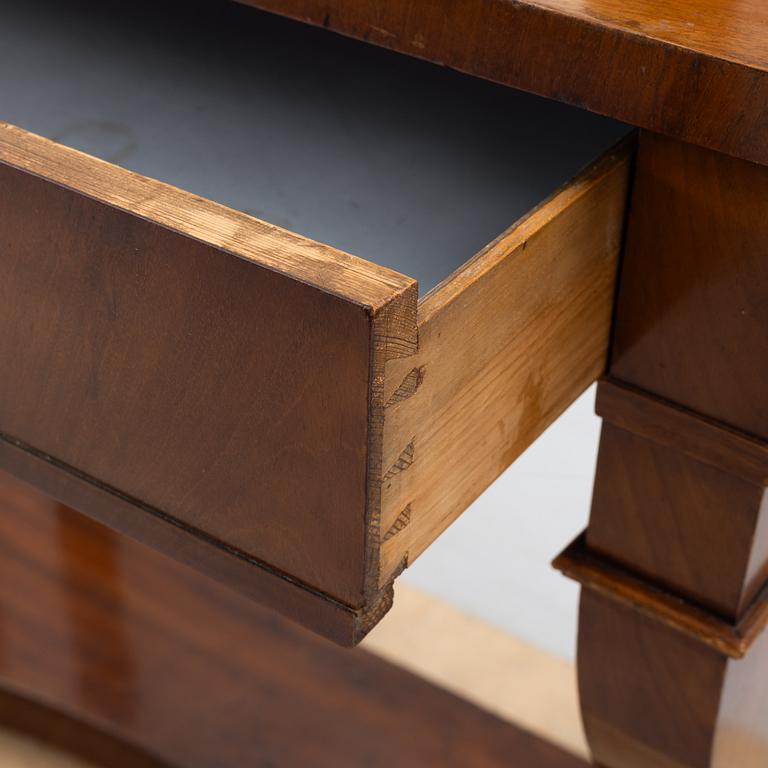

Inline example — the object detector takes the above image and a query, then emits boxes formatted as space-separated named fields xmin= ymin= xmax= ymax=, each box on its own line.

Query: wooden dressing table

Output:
xmin=0 ymin=0 xmax=765 ymax=765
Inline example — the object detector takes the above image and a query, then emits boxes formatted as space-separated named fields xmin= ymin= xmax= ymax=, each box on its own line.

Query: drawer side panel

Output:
xmin=378 ymin=141 xmax=633 ymax=584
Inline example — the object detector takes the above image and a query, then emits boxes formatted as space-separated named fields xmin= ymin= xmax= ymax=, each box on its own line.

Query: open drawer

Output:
xmin=0 ymin=0 xmax=632 ymax=644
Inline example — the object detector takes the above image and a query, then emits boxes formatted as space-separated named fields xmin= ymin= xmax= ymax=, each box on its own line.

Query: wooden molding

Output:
xmin=597 ymin=379 xmax=768 ymax=485
xmin=0 ymin=434 xmax=384 ymax=646
xmin=554 ymin=533 xmax=768 ymax=658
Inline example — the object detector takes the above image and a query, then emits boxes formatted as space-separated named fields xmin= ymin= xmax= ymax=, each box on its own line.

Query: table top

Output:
xmin=535 ymin=0 xmax=766 ymax=71
xmin=243 ymin=0 xmax=768 ymax=165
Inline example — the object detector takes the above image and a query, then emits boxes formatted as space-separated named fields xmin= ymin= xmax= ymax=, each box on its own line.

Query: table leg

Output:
xmin=561 ymin=132 xmax=768 ymax=768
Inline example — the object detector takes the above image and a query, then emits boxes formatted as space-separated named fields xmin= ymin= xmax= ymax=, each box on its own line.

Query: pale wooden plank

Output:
xmin=375 ymin=141 xmax=632 ymax=585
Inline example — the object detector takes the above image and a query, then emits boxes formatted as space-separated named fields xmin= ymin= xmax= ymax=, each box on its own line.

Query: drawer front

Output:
xmin=0 ymin=123 xmax=416 ymax=643
xmin=0 ymin=122 xmax=631 ymax=643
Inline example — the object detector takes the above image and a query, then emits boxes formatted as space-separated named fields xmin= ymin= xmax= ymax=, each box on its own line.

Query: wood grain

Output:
xmin=578 ymin=590 xmax=728 ymax=768
xmin=555 ymin=533 xmax=768 ymax=658
xmin=0 ymin=119 xmax=631 ymax=639
xmin=596 ymin=379 xmax=768 ymax=486
xmin=611 ymin=132 xmax=768 ymax=440
xmin=377 ymin=140 xmax=632 ymax=584
xmin=579 ymin=591 xmax=768 ymax=768
xmin=589 ymin=424 xmax=768 ymax=622
xmin=0 ymin=121 xmax=417 ymax=640
xmin=241 ymin=0 xmax=768 ymax=165
xmin=0 ymin=437 xmax=379 ymax=645
xmin=0 ymin=123 xmax=408 ymax=306
xmin=588 ymin=135 xmax=768 ymax=622
xmin=576 ymin=132 xmax=768 ymax=767
xmin=0 ymin=470 xmax=587 ymax=768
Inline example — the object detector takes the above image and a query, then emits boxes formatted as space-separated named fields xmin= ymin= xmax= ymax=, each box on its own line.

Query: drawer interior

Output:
xmin=0 ymin=0 xmax=627 ymax=292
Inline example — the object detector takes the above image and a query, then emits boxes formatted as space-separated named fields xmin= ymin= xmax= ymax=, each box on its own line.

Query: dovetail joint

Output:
xmin=382 ymin=504 xmax=411 ymax=542
xmin=383 ymin=440 xmax=415 ymax=482
xmin=385 ymin=366 xmax=425 ymax=408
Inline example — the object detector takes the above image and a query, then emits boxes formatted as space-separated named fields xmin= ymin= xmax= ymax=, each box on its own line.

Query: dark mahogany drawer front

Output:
xmin=0 ymin=0 xmax=631 ymax=643
xmin=0 ymin=153 xmax=373 ymax=606
xmin=0 ymin=124 xmax=412 ymax=642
